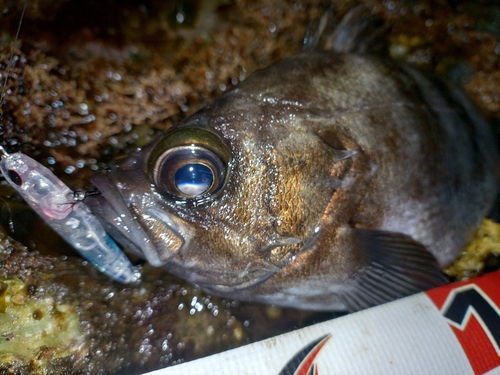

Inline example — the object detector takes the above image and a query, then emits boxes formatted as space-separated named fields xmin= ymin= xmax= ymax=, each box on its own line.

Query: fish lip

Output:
xmin=181 ymin=260 xmax=281 ymax=292
xmin=86 ymin=173 xmax=168 ymax=267
xmin=207 ymin=272 xmax=276 ymax=292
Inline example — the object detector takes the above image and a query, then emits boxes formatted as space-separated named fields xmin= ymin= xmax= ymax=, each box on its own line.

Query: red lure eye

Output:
xmin=7 ymin=170 xmax=22 ymax=186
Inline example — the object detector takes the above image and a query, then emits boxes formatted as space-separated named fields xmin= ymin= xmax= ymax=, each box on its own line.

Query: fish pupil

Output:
xmin=7 ymin=170 xmax=22 ymax=186
xmin=174 ymin=163 xmax=213 ymax=196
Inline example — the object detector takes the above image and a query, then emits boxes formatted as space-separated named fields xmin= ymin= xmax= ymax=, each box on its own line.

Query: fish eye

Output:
xmin=153 ymin=146 xmax=224 ymax=200
xmin=148 ymin=127 xmax=232 ymax=203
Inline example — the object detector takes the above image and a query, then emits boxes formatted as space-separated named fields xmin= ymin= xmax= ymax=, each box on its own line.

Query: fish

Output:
xmin=86 ymin=19 xmax=499 ymax=312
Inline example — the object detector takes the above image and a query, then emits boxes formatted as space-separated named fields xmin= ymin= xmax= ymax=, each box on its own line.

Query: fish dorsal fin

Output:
xmin=337 ymin=229 xmax=447 ymax=312
xmin=302 ymin=5 xmax=335 ymax=52
xmin=302 ymin=5 xmax=388 ymax=55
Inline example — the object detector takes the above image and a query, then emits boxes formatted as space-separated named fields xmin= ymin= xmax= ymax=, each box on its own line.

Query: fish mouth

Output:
xmin=86 ymin=173 xmax=187 ymax=267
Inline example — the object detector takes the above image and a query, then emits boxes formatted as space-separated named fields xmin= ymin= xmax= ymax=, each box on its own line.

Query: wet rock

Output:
xmin=0 ymin=0 xmax=499 ymax=374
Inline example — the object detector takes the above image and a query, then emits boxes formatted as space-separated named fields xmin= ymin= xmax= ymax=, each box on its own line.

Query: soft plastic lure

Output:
xmin=0 ymin=146 xmax=141 ymax=283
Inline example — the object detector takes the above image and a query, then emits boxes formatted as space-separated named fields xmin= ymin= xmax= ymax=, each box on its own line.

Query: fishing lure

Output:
xmin=0 ymin=146 xmax=141 ymax=283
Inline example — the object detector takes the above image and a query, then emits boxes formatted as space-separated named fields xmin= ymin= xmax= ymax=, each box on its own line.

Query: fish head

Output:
xmin=87 ymin=84 xmax=343 ymax=293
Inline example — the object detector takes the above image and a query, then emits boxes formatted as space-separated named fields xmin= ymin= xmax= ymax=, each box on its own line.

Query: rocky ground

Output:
xmin=0 ymin=0 xmax=499 ymax=374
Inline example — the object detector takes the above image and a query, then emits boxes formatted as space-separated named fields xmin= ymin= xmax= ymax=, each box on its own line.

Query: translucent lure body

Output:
xmin=0 ymin=147 xmax=141 ymax=284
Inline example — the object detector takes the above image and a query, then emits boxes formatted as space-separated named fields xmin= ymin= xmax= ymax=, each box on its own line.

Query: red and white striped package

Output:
xmin=146 ymin=271 xmax=500 ymax=375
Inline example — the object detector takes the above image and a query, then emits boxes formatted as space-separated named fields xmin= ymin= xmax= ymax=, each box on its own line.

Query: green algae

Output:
xmin=445 ymin=219 xmax=500 ymax=280
xmin=0 ymin=278 xmax=83 ymax=364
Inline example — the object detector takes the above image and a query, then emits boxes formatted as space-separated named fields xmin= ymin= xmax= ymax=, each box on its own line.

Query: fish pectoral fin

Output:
xmin=337 ymin=229 xmax=447 ymax=312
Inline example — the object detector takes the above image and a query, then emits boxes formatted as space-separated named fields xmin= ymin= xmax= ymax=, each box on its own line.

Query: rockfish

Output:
xmin=88 ymin=51 xmax=498 ymax=311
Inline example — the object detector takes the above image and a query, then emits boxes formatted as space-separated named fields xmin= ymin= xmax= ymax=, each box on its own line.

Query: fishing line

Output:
xmin=0 ymin=0 xmax=28 ymax=110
